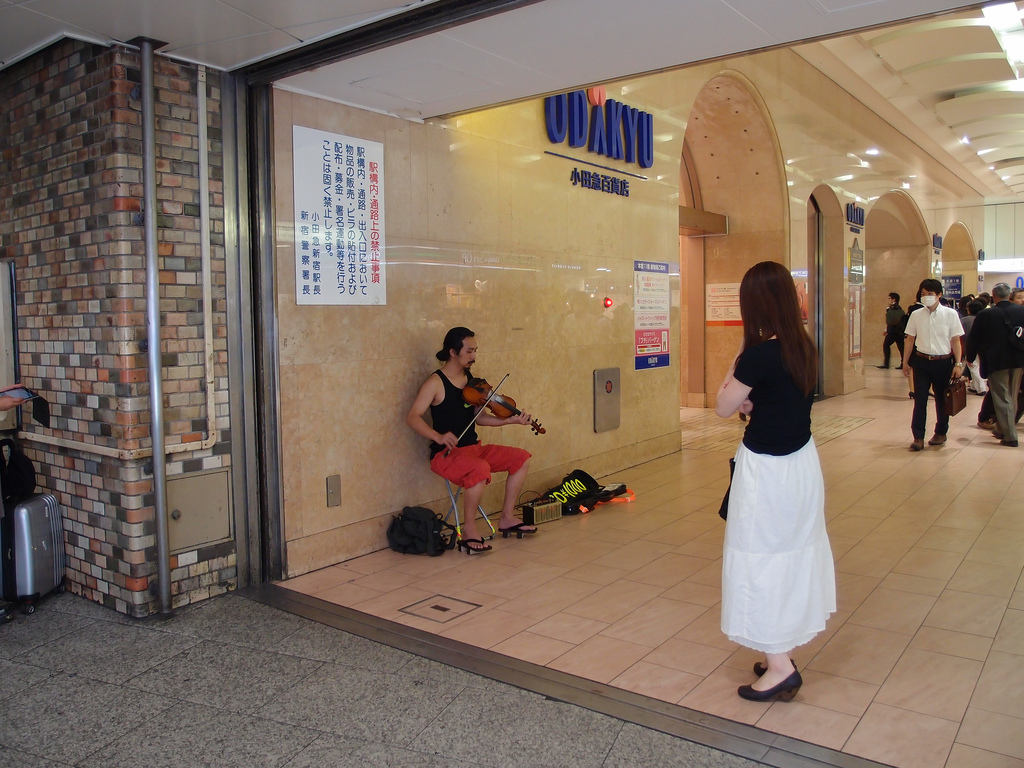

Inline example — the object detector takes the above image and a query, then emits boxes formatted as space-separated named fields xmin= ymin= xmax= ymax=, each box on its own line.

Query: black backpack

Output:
xmin=386 ymin=506 xmax=456 ymax=556
xmin=0 ymin=438 xmax=36 ymax=504
xmin=541 ymin=469 xmax=603 ymax=515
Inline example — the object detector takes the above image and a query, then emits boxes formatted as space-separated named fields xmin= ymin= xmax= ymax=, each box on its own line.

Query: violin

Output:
xmin=463 ymin=377 xmax=546 ymax=435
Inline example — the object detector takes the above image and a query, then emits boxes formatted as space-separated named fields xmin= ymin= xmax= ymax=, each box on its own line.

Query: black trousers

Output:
xmin=882 ymin=330 xmax=905 ymax=367
xmin=911 ymin=356 xmax=954 ymax=439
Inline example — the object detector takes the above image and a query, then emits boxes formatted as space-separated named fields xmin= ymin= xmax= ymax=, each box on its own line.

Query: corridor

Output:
xmin=281 ymin=368 xmax=1024 ymax=768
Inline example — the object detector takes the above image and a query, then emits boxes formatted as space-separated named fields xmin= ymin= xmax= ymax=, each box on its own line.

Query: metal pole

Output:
xmin=141 ymin=40 xmax=171 ymax=615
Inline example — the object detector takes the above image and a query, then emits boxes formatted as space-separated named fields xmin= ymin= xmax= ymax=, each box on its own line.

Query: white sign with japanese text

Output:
xmin=634 ymin=261 xmax=670 ymax=370
xmin=706 ymin=283 xmax=742 ymax=325
xmin=293 ymin=126 xmax=385 ymax=305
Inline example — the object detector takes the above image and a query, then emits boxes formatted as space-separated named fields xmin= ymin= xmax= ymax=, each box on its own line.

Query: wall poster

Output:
xmin=706 ymin=283 xmax=742 ymax=326
xmin=848 ymin=237 xmax=864 ymax=285
xmin=848 ymin=285 xmax=862 ymax=359
xmin=942 ymin=274 xmax=963 ymax=301
xmin=293 ymin=125 xmax=385 ymax=305
xmin=634 ymin=260 xmax=670 ymax=370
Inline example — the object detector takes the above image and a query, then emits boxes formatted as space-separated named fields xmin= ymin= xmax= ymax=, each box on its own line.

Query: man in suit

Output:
xmin=966 ymin=282 xmax=1024 ymax=447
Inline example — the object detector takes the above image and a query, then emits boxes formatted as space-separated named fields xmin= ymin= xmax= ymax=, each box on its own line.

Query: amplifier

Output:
xmin=520 ymin=499 xmax=562 ymax=526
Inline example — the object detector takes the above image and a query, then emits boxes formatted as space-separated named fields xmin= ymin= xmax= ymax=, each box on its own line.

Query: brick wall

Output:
xmin=0 ymin=40 xmax=235 ymax=616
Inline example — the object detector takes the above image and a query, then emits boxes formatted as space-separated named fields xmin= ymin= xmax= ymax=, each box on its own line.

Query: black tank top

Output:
xmin=428 ymin=370 xmax=478 ymax=457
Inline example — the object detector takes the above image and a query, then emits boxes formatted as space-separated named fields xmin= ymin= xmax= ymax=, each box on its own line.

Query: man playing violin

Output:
xmin=406 ymin=326 xmax=537 ymax=553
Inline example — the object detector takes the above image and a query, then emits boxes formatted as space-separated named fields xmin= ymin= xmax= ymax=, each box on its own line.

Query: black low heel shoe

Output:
xmin=753 ymin=661 xmax=798 ymax=677
xmin=738 ymin=669 xmax=802 ymax=702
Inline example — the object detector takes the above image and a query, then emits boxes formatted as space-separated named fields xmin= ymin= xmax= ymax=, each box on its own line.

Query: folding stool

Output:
xmin=443 ymin=479 xmax=494 ymax=540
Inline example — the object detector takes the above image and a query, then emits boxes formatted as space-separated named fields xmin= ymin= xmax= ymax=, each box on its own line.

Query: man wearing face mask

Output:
xmin=903 ymin=278 xmax=964 ymax=451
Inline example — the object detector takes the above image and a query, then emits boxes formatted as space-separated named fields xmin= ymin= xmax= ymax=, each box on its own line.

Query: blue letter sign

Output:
xmin=546 ymin=89 xmax=654 ymax=168
xmin=845 ymin=203 xmax=865 ymax=227
xmin=568 ymin=90 xmax=588 ymax=148
xmin=545 ymin=94 xmax=567 ymax=144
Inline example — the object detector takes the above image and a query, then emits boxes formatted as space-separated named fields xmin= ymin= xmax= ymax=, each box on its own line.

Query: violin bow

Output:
xmin=447 ymin=372 xmax=510 ymax=454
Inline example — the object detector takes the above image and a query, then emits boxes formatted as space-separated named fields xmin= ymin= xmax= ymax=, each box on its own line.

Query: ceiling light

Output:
xmin=865 ymin=148 xmax=879 ymax=155
xmin=903 ymin=182 xmax=910 ymax=189
xmin=1003 ymin=175 xmax=1011 ymax=180
xmin=984 ymin=2 xmax=1023 ymax=33
xmin=908 ymin=175 xmax=917 ymax=178
xmin=978 ymin=148 xmax=995 ymax=155
xmin=991 ymin=165 xmax=997 ymax=170
xmin=1001 ymin=29 xmax=1024 ymax=63
xmin=835 ymin=174 xmax=854 ymax=181
xmin=961 ymin=136 xmax=971 ymax=144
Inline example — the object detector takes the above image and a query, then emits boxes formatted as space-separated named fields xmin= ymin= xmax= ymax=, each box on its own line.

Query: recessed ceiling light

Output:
xmin=983 ymin=2 xmax=1023 ymax=33
xmin=865 ymin=148 xmax=879 ymax=155
xmin=961 ymin=136 xmax=971 ymax=144
xmin=991 ymin=165 xmax=996 ymax=170
xmin=1003 ymin=175 xmax=1011 ymax=180
xmin=835 ymin=174 xmax=854 ymax=182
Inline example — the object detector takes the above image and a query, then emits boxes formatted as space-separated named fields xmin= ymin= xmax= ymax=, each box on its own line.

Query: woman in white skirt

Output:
xmin=715 ymin=261 xmax=836 ymax=702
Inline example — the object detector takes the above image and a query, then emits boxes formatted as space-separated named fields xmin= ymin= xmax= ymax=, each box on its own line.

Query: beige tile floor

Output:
xmin=282 ymin=368 xmax=1024 ymax=768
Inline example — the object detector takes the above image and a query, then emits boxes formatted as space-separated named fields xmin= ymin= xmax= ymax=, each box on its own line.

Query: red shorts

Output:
xmin=429 ymin=442 xmax=531 ymax=489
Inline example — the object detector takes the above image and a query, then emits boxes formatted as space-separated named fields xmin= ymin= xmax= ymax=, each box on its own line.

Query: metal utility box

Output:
xmin=167 ymin=468 xmax=232 ymax=553
xmin=593 ymin=367 xmax=621 ymax=433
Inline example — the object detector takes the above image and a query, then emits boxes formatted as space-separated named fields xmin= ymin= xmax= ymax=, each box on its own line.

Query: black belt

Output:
xmin=917 ymin=353 xmax=952 ymax=360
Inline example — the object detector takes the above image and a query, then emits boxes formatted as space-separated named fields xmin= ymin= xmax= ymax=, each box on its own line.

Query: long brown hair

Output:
xmin=739 ymin=261 xmax=818 ymax=396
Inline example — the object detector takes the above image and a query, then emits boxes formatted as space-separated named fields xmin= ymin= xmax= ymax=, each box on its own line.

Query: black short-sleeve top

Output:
xmin=732 ymin=339 xmax=813 ymax=456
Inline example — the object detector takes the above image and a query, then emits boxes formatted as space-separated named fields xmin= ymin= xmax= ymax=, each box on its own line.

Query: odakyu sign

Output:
xmin=544 ymin=87 xmax=654 ymax=169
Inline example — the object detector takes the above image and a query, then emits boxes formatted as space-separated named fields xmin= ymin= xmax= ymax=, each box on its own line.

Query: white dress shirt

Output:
xmin=904 ymin=304 xmax=963 ymax=355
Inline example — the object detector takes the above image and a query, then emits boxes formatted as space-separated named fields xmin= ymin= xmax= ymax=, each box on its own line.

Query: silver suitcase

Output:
xmin=5 ymin=494 xmax=65 ymax=612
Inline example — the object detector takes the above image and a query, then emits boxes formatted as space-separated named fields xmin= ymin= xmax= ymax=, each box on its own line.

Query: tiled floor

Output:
xmin=282 ymin=368 xmax=1024 ymax=768
xmin=2 ymin=591 xmax=768 ymax=767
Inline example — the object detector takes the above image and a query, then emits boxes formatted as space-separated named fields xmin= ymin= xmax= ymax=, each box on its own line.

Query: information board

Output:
xmin=293 ymin=126 xmax=386 ymax=305
xmin=634 ymin=261 xmax=670 ymax=370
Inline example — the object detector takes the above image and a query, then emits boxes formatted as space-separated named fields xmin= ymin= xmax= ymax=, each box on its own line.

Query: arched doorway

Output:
xmin=864 ymin=191 xmax=930 ymax=367
xmin=941 ymin=221 xmax=979 ymax=302
xmin=680 ymin=72 xmax=788 ymax=407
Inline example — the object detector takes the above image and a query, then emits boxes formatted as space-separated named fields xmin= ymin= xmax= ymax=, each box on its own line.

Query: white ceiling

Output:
xmin=0 ymin=0 xmax=439 ymax=70
xmin=10 ymin=0 xmax=1024 ymax=207
xmin=275 ymin=0 xmax=980 ymax=119
xmin=0 ymin=0 xmax=976 ymax=100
